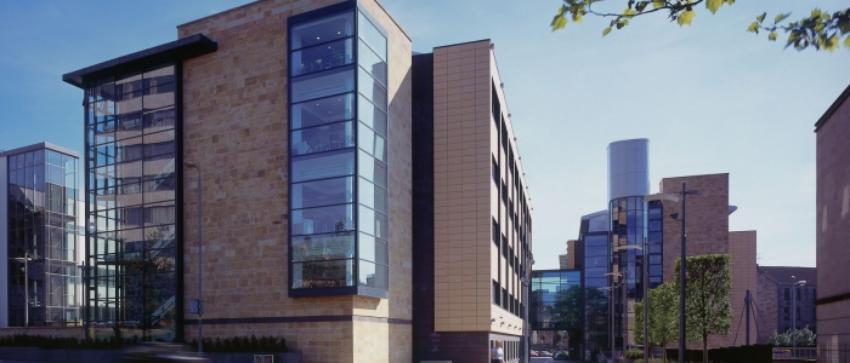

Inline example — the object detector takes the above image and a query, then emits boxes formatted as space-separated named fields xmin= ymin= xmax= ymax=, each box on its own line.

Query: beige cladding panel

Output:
xmin=433 ymin=40 xmax=496 ymax=333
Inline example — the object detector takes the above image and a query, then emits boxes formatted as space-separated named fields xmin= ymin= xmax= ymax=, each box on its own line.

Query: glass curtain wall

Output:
xmin=288 ymin=4 xmax=388 ymax=296
xmin=7 ymin=149 xmax=80 ymax=326
xmin=580 ymin=213 xmax=610 ymax=361
xmin=531 ymin=270 xmax=581 ymax=357
xmin=85 ymin=64 xmax=178 ymax=340
xmin=609 ymin=196 xmax=647 ymax=352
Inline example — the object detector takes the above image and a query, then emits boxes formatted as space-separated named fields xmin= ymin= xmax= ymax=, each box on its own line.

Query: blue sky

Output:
xmin=1 ymin=1 xmax=847 ymax=269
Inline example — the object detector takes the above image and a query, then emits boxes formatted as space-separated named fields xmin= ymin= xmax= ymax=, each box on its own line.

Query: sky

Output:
xmin=1 ymin=1 xmax=847 ymax=269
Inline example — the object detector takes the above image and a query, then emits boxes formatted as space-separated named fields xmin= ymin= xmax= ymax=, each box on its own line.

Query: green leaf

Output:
xmin=768 ymin=31 xmax=777 ymax=41
xmin=756 ymin=12 xmax=767 ymax=23
xmin=551 ymin=14 xmax=568 ymax=31
xmin=747 ymin=21 xmax=759 ymax=33
xmin=635 ymin=1 xmax=649 ymax=12
xmin=652 ymin=0 xmax=665 ymax=9
xmin=845 ymin=35 xmax=850 ymax=48
xmin=774 ymin=13 xmax=790 ymax=24
xmin=677 ymin=10 xmax=695 ymax=26
xmin=706 ymin=0 xmax=722 ymax=14
xmin=623 ymin=7 xmax=637 ymax=17
xmin=602 ymin=26 xmax=613 ymax=37
xmin=572 ymin=10 xmax=583 ymax=23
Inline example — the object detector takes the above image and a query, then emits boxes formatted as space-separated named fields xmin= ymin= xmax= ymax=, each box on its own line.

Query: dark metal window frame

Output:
xmin=287 ymin=0 xmax=389 ymax=298
xmin=81 ymin=61 xmax=185 ymax=342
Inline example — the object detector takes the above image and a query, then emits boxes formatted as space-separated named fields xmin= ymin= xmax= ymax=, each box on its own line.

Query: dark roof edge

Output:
xmin=815 ymin=83 xmax=850 ymax=132
xmin=0 ymin=142 xmax=80 ymax=158
xmin=62 ymin=33 xmax=217 ymax=89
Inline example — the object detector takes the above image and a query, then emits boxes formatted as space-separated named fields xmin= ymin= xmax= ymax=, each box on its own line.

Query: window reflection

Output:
xmin=290 ymin=121 xmax=354 ymax=155
xmin=291 ymin=93 xmax=353 ymax=129
xmin=291 ymin=38 xmax=353 ymax=77
xmin=83 ymin=64 xmax=178 ymax=340
xmin=290 ymin=12 xmax=354 ymax=50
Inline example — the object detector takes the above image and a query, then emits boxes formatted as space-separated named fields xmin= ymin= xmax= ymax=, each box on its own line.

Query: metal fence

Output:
xmin=772 ymin=347 xmax=817 ymax=361
xmin=818 ymin=344 xmax=850 ymax=363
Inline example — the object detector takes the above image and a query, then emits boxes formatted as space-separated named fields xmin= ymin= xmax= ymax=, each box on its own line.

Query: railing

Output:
xmin=818 ymin=344 xmax=850 ymax=363
xmin=772 ymin=346 xmax=817 ymax=361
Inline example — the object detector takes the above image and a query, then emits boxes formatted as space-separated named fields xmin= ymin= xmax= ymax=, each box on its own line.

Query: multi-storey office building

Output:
xmin=553 ymin=140 xmax=759 ymax=360
xmin=411 ymin=40 xmax=533 ymax=363
xmin=576 ymin=210 xmax=610 ymax=360
xmin=814 ymin=84 xmax=850 ymax=362
xmin=756 ymin=266 xmax=817 ymax=343
xmin=606 ymin=139 xmax=652 ymax=350
xmin=0 ymin=143 xmax=82 ymax=328
xmin=62 ymin=1 xmax=533 ymax=362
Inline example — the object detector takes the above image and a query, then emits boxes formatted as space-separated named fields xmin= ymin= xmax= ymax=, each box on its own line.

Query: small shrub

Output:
xmin=626 ymin=348 xmax=644 ymax=360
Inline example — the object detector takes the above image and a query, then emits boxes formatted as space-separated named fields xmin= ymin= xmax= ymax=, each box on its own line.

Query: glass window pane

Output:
xmin=358 ymin=122 xmax=386 ymax=161
xmin=291 ymin=204 xmax=354 ymax=235
xmin=291 ymin=232 xmax=355 ymax=262
xmin=357 ymin=97 xmax=386 ymax=135
xmin=291 ymin=93 xmax=354 ymax=129
xmin=358 ymin=261 xmax=387 ymax=289
xmin=358 ymin=40 xmax=386 ymax=85
xmin=292 ymin=259 xmax=354 ymax=289
xmin=357 ymin=12 xmax=386 ymax=58
xmin=292 ymin=67 xmax=354 ymax=103
xmin=291 ymin=150 xmax=354 ymax=183
xmin=358 ymin=205 xmax=387 ymax=239
xmin=290 ymin=12 xmax=354 ymax=50
xmin=291 ymin=176 xmax=354 ymax=209
xmin=143 ymin=108 xmax=175 ymax=132
xmin=358 ymin=150 xmax=387 ymax=187
xmin=358 ymin=233 xmax=387 ymax=264
xmin=358 ymin=178 xmax=387 ymax=214
xmin=291 ymin=38 xmax=353 ymax=77
xmin=357 ymin=67 xmax=387 ymax=108
xmin=291 ymin=121 xmax=354 ymax=156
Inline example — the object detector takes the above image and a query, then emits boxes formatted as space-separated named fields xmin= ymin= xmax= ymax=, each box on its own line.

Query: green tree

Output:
xmin=635 ymin=282 xmax=679 ymax=363
xmin=552 ymin=286 xmax=583 ymax=356
xmin=550 ymin=0 xmax=850 ymax=51
xmin=675 ymin=254 xmax=731 ymax=363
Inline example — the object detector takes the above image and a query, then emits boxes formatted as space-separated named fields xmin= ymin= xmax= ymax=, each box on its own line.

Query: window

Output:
xmin=290 ymin=121 xmax=354 ymax=155
xmin=291 ymin=67 xmax=355 ymax=103
xmin=289 ymin=5 xmax=388 ymax=297
xmin=290 ymin=12 xmax=354 ymax=50
xmin=291 ymin=93 xmax=354 ymax=129
xmin=290 ymin=38 xmax=353 ymax=77
xmin=291 ymin=177 xmax=354 ymax=209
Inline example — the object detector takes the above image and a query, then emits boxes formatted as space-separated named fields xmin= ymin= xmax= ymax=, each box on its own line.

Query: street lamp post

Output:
xmin=11 ymin=252 xmax=33 ymax=327
xmin=186 ymin=162 xmax=203 ymax=353
xmin=669 ymin=182 xmax=698 ymax=363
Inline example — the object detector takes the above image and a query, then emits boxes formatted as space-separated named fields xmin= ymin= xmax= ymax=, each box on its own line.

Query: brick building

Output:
xmin=61 ymin=1 xmax=532 ymax=362
xmin=814 ymin=84 xmax=850 ymax=362
xmin=756 ymin=266 xmax=817 ymax=344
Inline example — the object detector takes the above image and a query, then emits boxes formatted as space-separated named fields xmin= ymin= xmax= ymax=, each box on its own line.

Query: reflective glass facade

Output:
xmin=647 ymin=200 xmax=663 ymax=287
xmin=531 ymin=270 xmax=581 ymax=357
xmin=6 ymin=148 xmax=80 ymax=326
xmin=579 ymin=212 xmax=610 ymax=361
xmin=288 ymin=4 xmax=388 ymax=296
xmin=85 ymin=64 xmax=179 ymax=340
